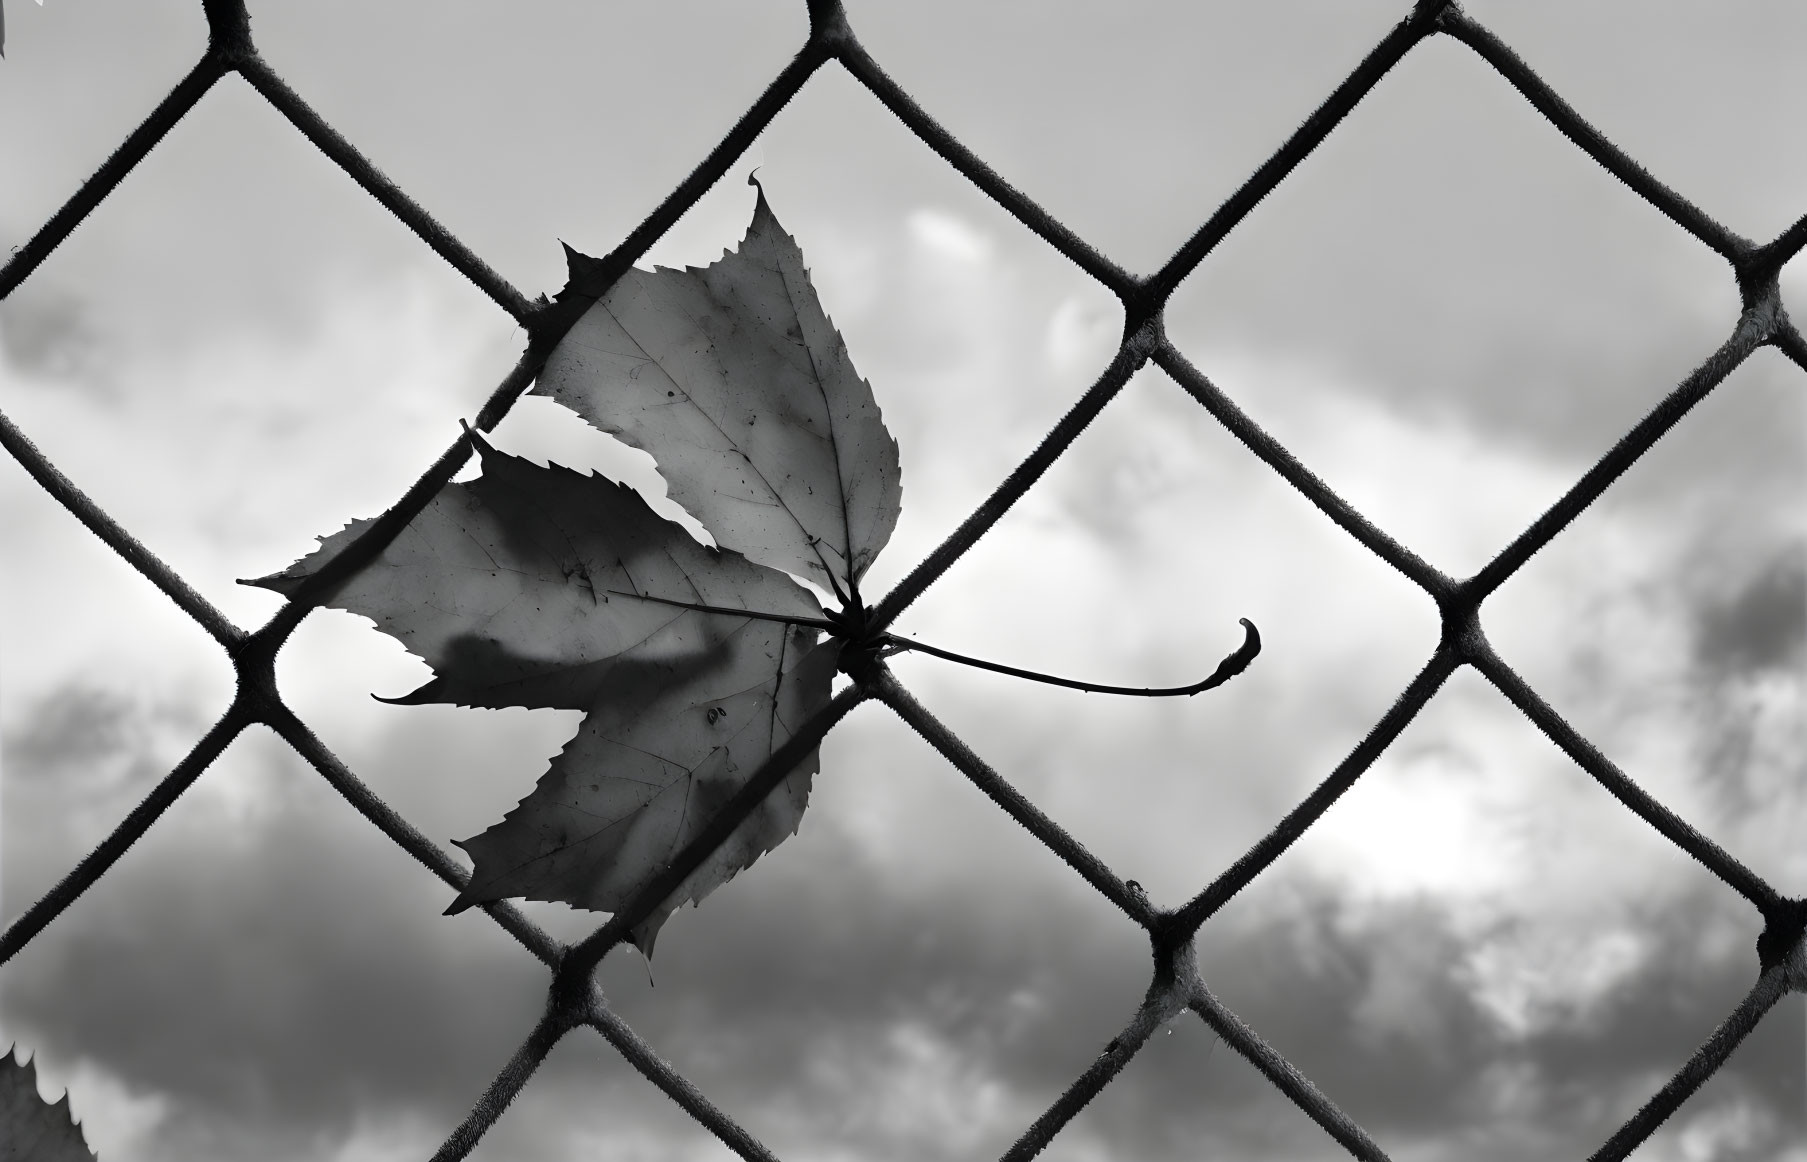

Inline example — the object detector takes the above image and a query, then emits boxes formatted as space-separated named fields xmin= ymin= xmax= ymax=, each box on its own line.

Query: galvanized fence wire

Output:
xmin=1 ymin=0 xmax=1803 ymax=1157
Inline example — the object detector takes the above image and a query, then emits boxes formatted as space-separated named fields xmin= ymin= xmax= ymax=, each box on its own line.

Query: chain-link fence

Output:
xmin=2 ymin=0 xmax=1804 ymax=1158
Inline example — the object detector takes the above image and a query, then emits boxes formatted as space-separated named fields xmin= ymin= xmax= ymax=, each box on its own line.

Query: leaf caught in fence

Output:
xmin=538 ymin=176 xmax=903 ymax=602
xmin=250 ymin=435 xmax=836 ymax=954
xmin=1 ymin=1045 xmax=98 ymax=1161
xmin=254 ymin=184 xmax=1255 ymax=956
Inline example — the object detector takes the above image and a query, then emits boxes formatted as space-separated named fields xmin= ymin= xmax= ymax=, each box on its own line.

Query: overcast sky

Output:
xmin=1 ymin=1 xmax=1804 ymax=1160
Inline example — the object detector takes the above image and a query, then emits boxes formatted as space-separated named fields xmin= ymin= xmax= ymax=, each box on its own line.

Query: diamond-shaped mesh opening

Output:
xmin=1 ymin=2 xmax=1803 ymax=1160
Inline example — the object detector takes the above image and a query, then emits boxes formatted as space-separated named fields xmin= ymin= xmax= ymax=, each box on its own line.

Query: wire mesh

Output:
xmin=2 ymin=1 xmax=1804 ymax=1159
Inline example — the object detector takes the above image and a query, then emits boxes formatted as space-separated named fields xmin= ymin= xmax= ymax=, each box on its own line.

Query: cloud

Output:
xmin=3 ymin=727 xmax=554 ymax=1152
xmin=1045 ymin=294 xmax=1119 ymax=381
xmin=1 ymin=683 xmax=135 ymax=780
xmin=907 ymin=207 xmax=996 ymax=268
xmin=0 ymin=287 xmax=104 ymax=382
xmin=7 ymin=666 xmax=1797 ymax=1162
xmin=1693 ymin=547 xmax=1806 ymax=678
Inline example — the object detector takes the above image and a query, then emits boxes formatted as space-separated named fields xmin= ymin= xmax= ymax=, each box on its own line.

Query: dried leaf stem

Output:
xmin=881 ymin=617 xmax=1259 ymax=697
xmin=609 ymin=590 xmax=1260 ymax=697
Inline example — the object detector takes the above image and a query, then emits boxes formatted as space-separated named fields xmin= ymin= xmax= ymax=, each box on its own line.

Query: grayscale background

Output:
xmin=1 ymin=2 xmax=1803 ymax=1159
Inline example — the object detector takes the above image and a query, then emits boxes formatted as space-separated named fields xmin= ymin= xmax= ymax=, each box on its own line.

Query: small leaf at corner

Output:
xmin=1 ymin=1044 xmax=99 ymax=1161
